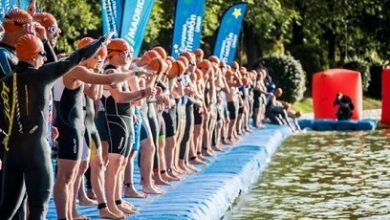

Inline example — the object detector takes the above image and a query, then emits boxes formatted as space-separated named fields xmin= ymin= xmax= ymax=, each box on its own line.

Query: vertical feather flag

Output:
xmin=171 ymin=0 xmax=206 ymax=58
xmin=213 ymin=3 xmax=247 ymax=64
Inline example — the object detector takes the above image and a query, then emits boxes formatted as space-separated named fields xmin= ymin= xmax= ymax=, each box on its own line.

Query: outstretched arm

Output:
xmin=41 ymin=36 xmax=108 ymax=83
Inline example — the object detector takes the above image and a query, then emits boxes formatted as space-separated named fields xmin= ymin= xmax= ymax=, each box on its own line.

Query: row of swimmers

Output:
xmin=0 ymin=5 xmax=302 ymax=220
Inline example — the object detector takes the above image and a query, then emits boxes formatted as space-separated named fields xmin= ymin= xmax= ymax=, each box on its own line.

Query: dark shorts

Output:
xmin=162 ymin=110 xmax=176 ymax=137
xmin=95 ymin=111 xmax=109 ymax=141
xmin=238 ymin=106 xmax=244 ymax=114
xmin=140 ymin=124 xmax=148 ymax=141
xmin=194 ymin=106 xmax=203 ymax=125
xmin=227 ymin=101 xmax=237 ymax=120
xmin=106 ymin=115 xmax=132 ymax=157
xmin=57 ymin=126 xmax=83 ymax=160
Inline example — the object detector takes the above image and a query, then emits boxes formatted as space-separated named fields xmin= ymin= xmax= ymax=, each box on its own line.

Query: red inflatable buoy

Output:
xmin=312 ymin=69 xmax=362 ymax=120
xmin=381 ymin=68 xmax=390 ymax=124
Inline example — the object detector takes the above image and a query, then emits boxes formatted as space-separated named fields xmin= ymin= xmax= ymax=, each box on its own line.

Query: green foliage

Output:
xmin=264 ymin=54 xmax=306 ymax=102
xmin=290 ymin=45 xmax=329 ymax=93
xmin=35 ymin=0 xmax=388 ymax=65
xmin=39 ymin=0 xmax=100 ymax=52
xmin=342 ymin=58 xmax=371 ymax=92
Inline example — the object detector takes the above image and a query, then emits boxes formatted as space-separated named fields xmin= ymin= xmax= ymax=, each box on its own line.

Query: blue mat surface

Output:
xmin=47 ymin=125 xmax=292 ymax=219
xmin=298 ymin=119 xmax=377 ymax=131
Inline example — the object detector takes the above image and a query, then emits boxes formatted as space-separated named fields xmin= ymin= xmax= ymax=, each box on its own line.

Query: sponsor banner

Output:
xmin=0 ymin=0 xmax=18 ymax=19
xmin=120 ymin=0 xmax=155 ymax=57
xmin=101 ymin=0 xmax=123 ymax=37
xmin=171 ymin=0 xmax=205 ymax=58
xmin=213 ymin=3 xmax=247 ymax=64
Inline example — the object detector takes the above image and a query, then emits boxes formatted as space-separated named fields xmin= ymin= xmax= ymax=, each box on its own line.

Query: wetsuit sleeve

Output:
xmin=39 ymin=37 xmax=105 ymax=83
xmin=43 ymin=40 xmax=58 ymax=63
xmin=0 ymin=50 xmax=13 ymax=78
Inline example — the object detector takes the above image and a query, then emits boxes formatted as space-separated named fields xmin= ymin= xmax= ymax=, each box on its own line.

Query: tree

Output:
xmin=39 ymin=0 xmax=100 ymax=52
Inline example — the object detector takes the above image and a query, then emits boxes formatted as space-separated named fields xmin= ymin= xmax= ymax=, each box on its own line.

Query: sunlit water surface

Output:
xmin=225 ymin=130 xmax=390 ymax=219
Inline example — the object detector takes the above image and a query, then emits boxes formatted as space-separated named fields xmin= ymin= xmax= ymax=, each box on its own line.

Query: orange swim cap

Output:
xmin=152 ymin=46 xmax=167 ymax=60
xmin=167 ymin=60 xmax=186 ymax=79
xmin=107 ymin=39 xmax=130 ymax=57
xmin=16 ymin=34 xmax=44 ymax=61
xmin=209 ymin=56 xmax=220 ymax=65
xmin=180 ymin=51 xmax=195 ymax=64
xmin=177 ymin=56 xmax=189 ymax=69
xmin=33 ymin=12 xmax=57 ymax=29
xmin=193 ymin=49 xmax=204 ymax=60
xmin=78 ymin=37 xmax=107 ymax=58
xmin=197 ymin=60 xmax=211 ymax=70
xmin=142 ymin=50 xmax=160 ymax=64
xmin=3 ymin=9 xmax=33 ymax=33
xmin=147 ymin=57 xmax=167 ymax=75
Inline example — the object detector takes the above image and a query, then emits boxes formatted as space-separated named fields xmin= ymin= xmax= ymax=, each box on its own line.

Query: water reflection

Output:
xmin=225 ymin=130 xmax=390 ymax=219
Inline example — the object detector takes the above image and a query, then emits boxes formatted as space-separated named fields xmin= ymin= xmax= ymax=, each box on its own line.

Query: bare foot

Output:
xmin=118 ymin=204 xmax=136 ymax=215
xmin=107 ymin=204 xmax=127 ymax=219
xmin=190 ymin=157 xmax=207 ymax=165
xmin=118 ymin=202 xmax=137 ymax=214
xmin=178 ymin=163 xmax=193 ymax=174
xmin=79 ymin=197 xmax=98 ymax=206
xmin=99 ymin=207 xmax=124 ymax=219
xmin=186 ymin=164 xmax=200 ymax=173
xmin=73 ymin=215 xmax=89 ymax=220
xmin=124 ymin=187 xmax=148 ymax=198
xmin=153 ymin=176 xmax=170 ymax=185
xmin=86 ymin=189 xmax=97 ymax=200
xmin=161 ymin=172 xmax=178 ymax=182
xmin=143 ymin=184 xmax=164 ymax=194
xmin=167 ymin=170 xmax=181 ymax=181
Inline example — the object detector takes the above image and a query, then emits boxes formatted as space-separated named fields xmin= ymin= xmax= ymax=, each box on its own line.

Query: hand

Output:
xmin=143 ymin=87 xmax=155 ymax=98
xmin=27 ymin=0 xmax=37 ymax=15
xmin=34 ymin=23 xmax=47 ymax=40
xmin=51 ymin=126 xmax=59 ymax=141
xmin=184 ymin=87 xmax=194 ymax=96
xmin=102 ymin=32 xmax=115 ymax=45
xmin=22 ymin=23 xmax=36 ymax=35
xmin=0 ymin=158 xmax=2 ymax=171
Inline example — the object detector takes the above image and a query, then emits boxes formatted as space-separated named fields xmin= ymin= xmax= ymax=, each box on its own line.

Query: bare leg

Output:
xmin=124 ymin=150 xmax=148 ymax=198
xmin=105 ymin=154 xmax=127 ymax=218
xmin=140 ymin=138 xmax=163 ymax=194
xmin=53 ymin=159 xmax=80 ymax=220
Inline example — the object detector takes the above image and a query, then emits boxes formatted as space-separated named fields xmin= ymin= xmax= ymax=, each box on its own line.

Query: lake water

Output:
xmin=225 ymin=130 xmax=390 ymax=219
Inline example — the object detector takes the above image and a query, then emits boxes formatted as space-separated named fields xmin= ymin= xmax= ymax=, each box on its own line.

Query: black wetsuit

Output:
xmin=334 ymin=95 xmax=354 ymax=120
xmin=0 ymin=37 xmax=104 ymax=220
xmin=56 ymin=85 xmax=85 ymax=160
xmin=102 ymin=65 xmax=133 ymax=157
xmin=0 ymin=42 xmax=17 ymax=211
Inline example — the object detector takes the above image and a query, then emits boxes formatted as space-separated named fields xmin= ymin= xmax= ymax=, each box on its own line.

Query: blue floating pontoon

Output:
xmin=298 ymin=119 xmax=377 ymax=131
xmin=46 ymin=125 xmax=292 ymax=220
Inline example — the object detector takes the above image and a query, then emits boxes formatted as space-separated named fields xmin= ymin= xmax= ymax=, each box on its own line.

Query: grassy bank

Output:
xmin=292 ymin=97 xmax=382 ymax=113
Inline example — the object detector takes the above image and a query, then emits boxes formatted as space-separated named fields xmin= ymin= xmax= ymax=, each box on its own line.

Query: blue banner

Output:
xmin=171 ymin=0 xmax=205 ymax=58
xmin=120 ymin=0 xmax=155 ymax=57
xmin=18 ymin=0 xmax=30 ymax=10
xmin=213 ymin=3 xmax=247 ymax=64
xmin=101 ymin=0 xmax=123 ymax=38
xmin=0 ymin=0 xmax=17 ymax=19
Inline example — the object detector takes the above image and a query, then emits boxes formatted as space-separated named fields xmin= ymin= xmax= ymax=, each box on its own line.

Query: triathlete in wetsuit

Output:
xmin=0 ymin=33 xmax=107 ymax=220
xmin=0 ymin=11 xmax=34 ymax=217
